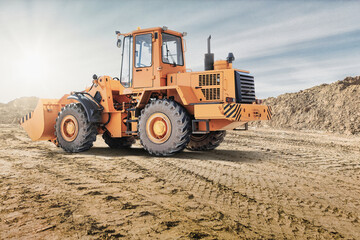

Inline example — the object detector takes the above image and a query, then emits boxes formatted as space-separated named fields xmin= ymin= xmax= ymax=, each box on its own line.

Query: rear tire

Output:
xmin=102 ymin=131 xmax=135 ymax=149
xmin=138 ymin=99 xmax=191 ymax=156
xmin=186 ymin=131 xmax=226 ymax=151
xmin=55 ymin=103 xmax=97 ymax=153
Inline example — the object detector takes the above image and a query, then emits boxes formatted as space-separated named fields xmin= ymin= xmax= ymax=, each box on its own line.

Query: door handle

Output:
xmin=136 ymin=69 xmax=142 ymax=72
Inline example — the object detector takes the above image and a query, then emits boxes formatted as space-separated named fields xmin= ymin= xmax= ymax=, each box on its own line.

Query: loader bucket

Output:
xmin=20 ymin=96 xmax=72 ymax=141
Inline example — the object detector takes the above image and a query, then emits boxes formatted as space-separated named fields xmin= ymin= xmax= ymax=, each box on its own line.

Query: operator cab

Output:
xmin=116 ymin=27 xmax=186 ymax=89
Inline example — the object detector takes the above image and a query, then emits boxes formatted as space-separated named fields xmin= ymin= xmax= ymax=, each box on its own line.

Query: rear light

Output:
xmin=226 ymin=97 xmax=235 ymax=103
xmin=255 ymin=98 xmax=263 ymax=104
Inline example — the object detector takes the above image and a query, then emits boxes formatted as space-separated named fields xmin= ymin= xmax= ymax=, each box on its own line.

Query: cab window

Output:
xmin=120 ymin=36 xmax=133 ymax=87
xmin=162 ymin=33 xmax=184 ymax=66
xmin=135 ymin=34 xmax=152 ymax=67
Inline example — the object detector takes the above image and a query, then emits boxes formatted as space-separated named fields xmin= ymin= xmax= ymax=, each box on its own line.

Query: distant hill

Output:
xmin=256 ymin=76 xmax=360 ymax=135
xmin=0 ymin=97 xmax=39 ymax=124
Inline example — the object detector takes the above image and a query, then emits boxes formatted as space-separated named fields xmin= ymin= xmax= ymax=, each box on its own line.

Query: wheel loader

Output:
xmin=20 ymin=26 xmax=272 ymax=156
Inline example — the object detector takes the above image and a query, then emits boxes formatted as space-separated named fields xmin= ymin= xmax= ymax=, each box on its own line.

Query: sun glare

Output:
xmin=15 ymin=50 xmax=49 ymax=82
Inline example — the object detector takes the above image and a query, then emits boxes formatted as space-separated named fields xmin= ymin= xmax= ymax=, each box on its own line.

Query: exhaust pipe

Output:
xmin=204 ymin=35 xmax=214 ymax=71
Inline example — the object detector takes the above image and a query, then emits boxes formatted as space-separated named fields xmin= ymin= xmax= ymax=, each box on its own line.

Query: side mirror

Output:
xmin=116 ymin=39 xmax=122 ymax=48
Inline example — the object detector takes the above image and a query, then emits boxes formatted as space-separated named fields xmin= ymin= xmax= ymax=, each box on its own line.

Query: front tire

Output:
xmin=186 ymin=131 xmax=226 ymax=151
xmin=102 ymin=131 xmax=135 ymax=149
xmin=138 ymin=99 xmax=191 ymax=156
xmin=55 ymin=103 xmax=97 ymax=153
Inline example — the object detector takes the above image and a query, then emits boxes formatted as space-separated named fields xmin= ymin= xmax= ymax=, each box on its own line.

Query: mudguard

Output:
xmin=68 ymin=92 xmax=103 ymax=123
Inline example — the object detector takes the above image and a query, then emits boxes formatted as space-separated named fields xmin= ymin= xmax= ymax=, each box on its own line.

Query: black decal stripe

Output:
xmin=224 ymin=104 xmax=230 ymax=110
xmin=236 ymin=108 xmax=242 ymax=121
xmin=224 ymin=104 xmax=236 ymax=115
xmin=268 ymin=106 xmax=272 ymax=115
xmin=237 ymin=113 xmax=242 ymax=121
xmin=235 ymin=107 xmax=242 ymax=121
xmin=227 ymin=105 xmax=240 ymax=118
xmin=267 ymin=109 xmax=271 ymax=119
xmin=231 ymin=105 xmax=241 ymax=118
xmin=234 ymin=105 xmax=242 ymax=120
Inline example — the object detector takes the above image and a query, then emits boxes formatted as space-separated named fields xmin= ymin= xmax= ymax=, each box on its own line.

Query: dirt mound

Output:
xmin=1 ymin=126 xmax=359 ymax=239
xmin=258 ymin=76 xmax=360 ymax=134
xmin=0 ymin=97 xmax=39 ymax=124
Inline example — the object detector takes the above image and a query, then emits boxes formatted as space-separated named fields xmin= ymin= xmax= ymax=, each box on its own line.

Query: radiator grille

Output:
xmin=198 ymin=74 xmax=221 ymax=100
xmin=201 ymin=88 xmax=220 ymax=100
xmin=235 ymin=71 xmax=256 ymax=103
xmin=199 ymin=74 xmax=220 ymax=86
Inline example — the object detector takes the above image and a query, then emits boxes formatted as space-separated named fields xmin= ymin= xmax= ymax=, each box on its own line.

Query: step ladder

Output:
xmin=125 ymin=108 xmax=138 ymax=134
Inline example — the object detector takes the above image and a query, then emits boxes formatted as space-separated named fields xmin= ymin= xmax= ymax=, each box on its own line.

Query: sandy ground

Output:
xmin=0 ymin=124 xmax=359 ymax=239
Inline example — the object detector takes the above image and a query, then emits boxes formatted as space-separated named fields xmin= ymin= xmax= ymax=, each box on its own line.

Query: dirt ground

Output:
xmin=0 ymin=124 xmax=359 ymax=239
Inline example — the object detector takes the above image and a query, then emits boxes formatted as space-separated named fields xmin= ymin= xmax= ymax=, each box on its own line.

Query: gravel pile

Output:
xmin=0 ymin=97 xmax=39 ymax=124
xmin=257 ymin=76 xmax=360 ymax=134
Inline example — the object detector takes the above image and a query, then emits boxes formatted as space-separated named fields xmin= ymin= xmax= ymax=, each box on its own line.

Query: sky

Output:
xmin=1 ymin=0 xmax=360 ymax=103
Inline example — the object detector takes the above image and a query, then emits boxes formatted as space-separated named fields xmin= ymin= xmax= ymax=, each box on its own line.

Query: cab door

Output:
xmin=132 ymin=33 xmax=153 ymax=88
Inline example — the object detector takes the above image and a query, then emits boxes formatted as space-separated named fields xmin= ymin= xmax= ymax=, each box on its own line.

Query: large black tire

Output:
xmin=102 ymin=131 xmax=135 ymax=149
xmin=138 ymin=99 xmax=191 ymax=156
xmin=186 ymin=131 xmax=226 ymax=151
xmin=55 ymin=103 xmax=97 ymax=153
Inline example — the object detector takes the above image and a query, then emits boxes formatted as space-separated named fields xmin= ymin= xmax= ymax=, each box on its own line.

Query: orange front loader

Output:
xmin=21 ymin=27 xmax=272 ymax=156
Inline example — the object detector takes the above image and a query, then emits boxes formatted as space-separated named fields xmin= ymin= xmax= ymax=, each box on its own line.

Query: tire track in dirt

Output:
xmin=1 ymin=141 xmax=243 ymax=239
xmin=209 ymin=149 xmax=360 ymax=213
xmin=226 ymin=130 xmax=360 ymax=182
xmin=1 ymin=125 xmax=360 ymax=239
xmin=132 ymin=155 xmax=354 ymax=239
xmin=123 ymin=132 xmax=360 ymax=239
xmin=225 ymin=131 xmax=360 ymax=189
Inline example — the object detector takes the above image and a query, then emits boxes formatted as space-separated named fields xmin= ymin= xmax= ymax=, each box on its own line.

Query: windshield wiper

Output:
xmin=165 ymin=43 xmax=177 ymax=67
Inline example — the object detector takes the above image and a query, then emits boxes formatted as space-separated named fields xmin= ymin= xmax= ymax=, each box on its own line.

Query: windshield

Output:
xmin=120 ymin=36 xmax=133 ymax=87
xmin=161 ymin=33 xmax=184 ymax=66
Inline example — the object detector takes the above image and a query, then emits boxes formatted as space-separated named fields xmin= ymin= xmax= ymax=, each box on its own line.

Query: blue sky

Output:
xmin=1 ymin=0 xmax=360 ymax=103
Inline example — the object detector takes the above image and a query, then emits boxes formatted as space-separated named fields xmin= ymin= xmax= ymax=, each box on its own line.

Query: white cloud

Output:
xmin=0 ymin=0 xmax=360 ymax=102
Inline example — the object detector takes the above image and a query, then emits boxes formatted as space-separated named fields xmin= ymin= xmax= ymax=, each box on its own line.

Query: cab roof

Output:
xmin=122 ymin=27 xmax=183 ymax=37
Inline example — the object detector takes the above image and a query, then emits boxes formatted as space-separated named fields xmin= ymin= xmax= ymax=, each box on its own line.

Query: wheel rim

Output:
xmin=146 ymin=113 xmax=171 ymax=144
xmin=60 ymin=115 xmax=79 ymax=142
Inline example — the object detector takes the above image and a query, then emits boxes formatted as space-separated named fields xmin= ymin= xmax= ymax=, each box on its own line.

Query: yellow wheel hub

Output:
xmin=153 ymin=120 xmax=166 ymax=136
xmin=66 ymin=121 xmax=75 ymax=135
xmin=61 ymin=115 xmax=79 ymax=142
xmin=146 ymin=113 xmax=171 ymax=144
